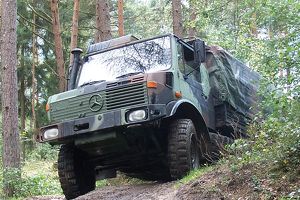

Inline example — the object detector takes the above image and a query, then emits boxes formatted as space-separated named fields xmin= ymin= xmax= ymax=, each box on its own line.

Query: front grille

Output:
xmin=50 ymin=82 xmax=148 ymax=123
xmin=106 ymin=83 xmax=147 ymax=110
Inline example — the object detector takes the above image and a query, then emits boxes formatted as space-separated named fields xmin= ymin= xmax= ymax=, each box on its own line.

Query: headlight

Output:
xmin=128 ymin=109 xmax=147 ymax=122
xmin=43 ymin=128 xmax=58 ymax=140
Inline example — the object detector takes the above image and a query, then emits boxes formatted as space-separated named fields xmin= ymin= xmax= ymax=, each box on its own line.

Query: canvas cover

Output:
xmin=205 ymin=46 xmax=260 ymax=118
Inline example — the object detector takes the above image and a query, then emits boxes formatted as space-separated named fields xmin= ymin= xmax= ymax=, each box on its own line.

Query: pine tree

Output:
xmin=118 ymin=0 xmax=124 ymax=36
xmin=31 ymin=7 xmax=37 ymax=130
xmin=69 ymin=0 xmax=80 ymax=65
xmin=50 ymin=0 xmax=65 ymax=92
xmin=171 ymin=0 xmax=184 ymax=38
xmin=1 ymin=0 xmax=21 ymax=196
xmin=95 ymin=0 xmax=112 ymax=42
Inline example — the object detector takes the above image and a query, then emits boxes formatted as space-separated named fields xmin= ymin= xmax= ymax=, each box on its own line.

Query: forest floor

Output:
xmin=25 ymin=162 xmax=300 ymax=200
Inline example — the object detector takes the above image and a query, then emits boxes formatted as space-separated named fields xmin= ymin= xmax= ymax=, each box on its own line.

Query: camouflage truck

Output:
xmin=38 ymin=34 xmax=259 ymax=199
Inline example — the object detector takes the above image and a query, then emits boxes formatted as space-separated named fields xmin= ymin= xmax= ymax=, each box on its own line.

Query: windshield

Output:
xmin=77 ymin=36 xmax=171 ymax=87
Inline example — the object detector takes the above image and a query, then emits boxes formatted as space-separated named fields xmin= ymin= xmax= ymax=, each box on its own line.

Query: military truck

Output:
xmin=38 ymin=34 xmax=259 ymax=199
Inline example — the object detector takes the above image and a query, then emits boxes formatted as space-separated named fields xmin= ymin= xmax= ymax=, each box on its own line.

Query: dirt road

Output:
xmin=27 ymin=181 xmax=181 ymax=200
xmin=76 ymin=182 xmax=177 ymax=200
xmin=26 ymin=169 xmax=225 ymax=200
xmin=25 ymin=164 xmax=234 ymax=200
xmin=25 ymin=163 xmax=298 ymax=200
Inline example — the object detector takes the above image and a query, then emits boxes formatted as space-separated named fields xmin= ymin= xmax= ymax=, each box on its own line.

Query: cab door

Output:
xmin=177 ymin=42 xmax=215 ymax=129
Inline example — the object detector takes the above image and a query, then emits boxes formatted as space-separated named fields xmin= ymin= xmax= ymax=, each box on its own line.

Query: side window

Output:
xmin=177 ymin=43 xmax=200 ymax=82
xmin=200 ymin=65 xmax=211 ymax=96
xmin=177 ymin=44 xmax=185 ymax=74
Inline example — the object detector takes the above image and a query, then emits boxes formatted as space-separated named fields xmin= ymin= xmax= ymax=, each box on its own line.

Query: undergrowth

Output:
xmin=177 ymin=96 xmax=300 ymax=199
xmin=0 ymin=143 xmax=61 ymax=199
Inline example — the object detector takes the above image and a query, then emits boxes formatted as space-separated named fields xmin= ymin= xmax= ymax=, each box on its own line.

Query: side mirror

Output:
xmin=193 ymin=39 xmax=206 ymax=66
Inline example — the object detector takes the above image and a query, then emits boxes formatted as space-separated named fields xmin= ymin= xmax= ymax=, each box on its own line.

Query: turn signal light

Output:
xmin=45 ymin=103 xmax=50 ymax=112
xmin=175 ymin=91 xmax=182 ymax=98
xmin=147 ymin=81 xmax=157 ymax=88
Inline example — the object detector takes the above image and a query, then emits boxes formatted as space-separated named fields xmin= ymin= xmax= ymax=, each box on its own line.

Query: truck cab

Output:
xmin=38 ymin=34 xmax=259 ymax=199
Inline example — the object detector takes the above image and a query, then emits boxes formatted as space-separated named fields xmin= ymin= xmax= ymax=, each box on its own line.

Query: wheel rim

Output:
xmin=191 ymin=134 xmax=200 ymax=169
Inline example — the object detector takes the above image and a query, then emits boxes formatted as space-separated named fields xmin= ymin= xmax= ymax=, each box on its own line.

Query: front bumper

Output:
xmin=37 ymin=104 xmax=167 ymax=143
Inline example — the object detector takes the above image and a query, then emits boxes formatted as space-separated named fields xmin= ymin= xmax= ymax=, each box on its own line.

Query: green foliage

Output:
xmin=223 ymin=93 xmax=300 ymax=198
xmin=253 ymin=95 xmax=300 ymax=174
xmin=0 ymin=161 xmax=62 ymax=198
xmin=27 ymin=143 xmax=59 ymax=161
xmin=227 ymin=95 xmax=300 ymax=173
xmin=0 ymin=168 xmax=21 ymax=198
xmin=0 ymin=136 xmax=60 ymax=198
xmin=12 ymin=173 xmax=62 ymax=198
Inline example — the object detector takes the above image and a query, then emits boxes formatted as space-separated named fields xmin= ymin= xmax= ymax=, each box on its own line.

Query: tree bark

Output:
xmin=118 ymin=0 xmax=124 ymax=36
xmin=250 ymin=12 xmax=258 ymax=37
xmin=188 ymin=6 xmax=197 ymax=39
xmin=31 ymin=10 xmax=37 ymax=130
xmin=171 ymin=0 xmax=184 ymax=38
xmin=50 ymin=0 xmax=65 ymax=92
xmin=1 ymin=0 xmax=21 ymax=196
xmin=20 ymin=46 xmax=26 ymax=133
xmin=69 ymin=0 xmax=80 ymax=66
xmin=95 ymin=0 xmax=112 ymax=42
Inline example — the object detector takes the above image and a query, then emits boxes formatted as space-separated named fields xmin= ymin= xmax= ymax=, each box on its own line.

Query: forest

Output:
xmin=0 ymin=0 xmax=299 ymax=199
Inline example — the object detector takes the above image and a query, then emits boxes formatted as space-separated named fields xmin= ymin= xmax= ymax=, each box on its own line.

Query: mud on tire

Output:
xmin=167 ymin=119 xmax=201 ymax=180
xmin=58 ymin=144 xmax=95 ymax=199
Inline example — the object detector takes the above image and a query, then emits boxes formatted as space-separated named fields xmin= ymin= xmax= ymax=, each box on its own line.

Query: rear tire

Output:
xmin=167 ymin=119 xmax=201 ymax=179
xmin=58 ymin=144 xmax=95 ymax=199
xmin=209 ymin=132 xmax=234 ymax=161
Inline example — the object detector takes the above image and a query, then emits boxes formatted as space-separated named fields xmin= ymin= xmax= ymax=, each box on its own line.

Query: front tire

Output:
xmin=58 ymin=144 xmax=95 ymax=199
xmin=167 ymin=119 xmax=201 ymax=179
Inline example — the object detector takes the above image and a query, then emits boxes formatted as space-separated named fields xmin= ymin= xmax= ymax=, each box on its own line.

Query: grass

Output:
xmin=22 ymin=160 xmax=58 ymax=178
xmin=96 ymin=179 xmax=108 ymax=188
xmin=96 ymin=172 xmax=148 ymax=188
xmin=176 ymin=165 xmax=214 ymax=187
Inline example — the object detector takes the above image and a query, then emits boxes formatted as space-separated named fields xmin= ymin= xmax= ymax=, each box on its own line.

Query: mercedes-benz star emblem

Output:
xmin=89 ymin=94 xmax=104 ymax=112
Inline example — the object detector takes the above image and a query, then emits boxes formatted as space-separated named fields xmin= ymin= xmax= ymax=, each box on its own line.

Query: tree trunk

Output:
xmin=51 ymin=0 xmax=65 ymax=92
xmin=118 ymin=0 xmax=124 ymax=36
xmin=69 ymin=0 xmax=80 ymax=66
xmin=32 ymin=11 xmax=37 ymax=130
xmin=1 ymin=0 xmax=21 ymax=197
xmin=188 ymin=6 xmax=197 ymax=39
xmin=20 ymin=73 xmax=26 ymax=161
xmin=0 ymin=0 xmax=1 ymax=109
xmin=95 ymin=0 xmax=112 ymax=42
xmin=233 ymin=0 xmax=240 ymax=50
xmin=20 ymin=46 xmax=26 ymax=133
xmin=250 ymin=12 xmax=258 ymax=37
xmin=171 ymin=0 xmax=184 ymax=38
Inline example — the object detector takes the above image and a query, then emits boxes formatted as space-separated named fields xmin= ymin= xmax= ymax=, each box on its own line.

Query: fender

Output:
xmin=166 ymin=99 xmax=210 ymax=142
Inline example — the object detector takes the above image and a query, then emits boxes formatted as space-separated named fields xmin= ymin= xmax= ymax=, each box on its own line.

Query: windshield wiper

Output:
xmin=116 ymin=72 xmax=143 ymax=79
xmin=79 ymin=80 xmax=105 ymax=87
